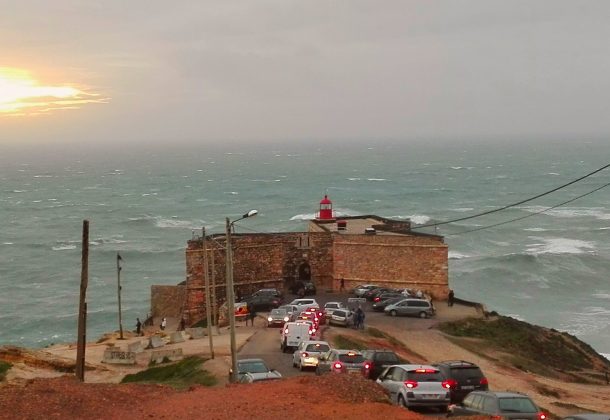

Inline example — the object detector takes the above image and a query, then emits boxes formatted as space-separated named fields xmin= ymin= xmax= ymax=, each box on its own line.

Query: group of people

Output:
xmin=353 ymin=306 xmax=365 ymax=329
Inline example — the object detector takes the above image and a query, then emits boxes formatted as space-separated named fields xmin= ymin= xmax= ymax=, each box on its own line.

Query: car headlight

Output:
xmin=268 ymin=317 xmax=273 ymax=322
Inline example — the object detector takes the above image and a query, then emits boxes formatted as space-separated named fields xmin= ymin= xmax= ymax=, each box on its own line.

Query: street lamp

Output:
xmin=226 ymin=209 xmax=258 ymax=383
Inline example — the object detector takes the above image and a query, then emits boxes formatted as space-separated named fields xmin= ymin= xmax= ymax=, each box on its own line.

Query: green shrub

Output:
xmin=332 ymin=335 xmax=367 ymax=350
xmin=0 ymin=361 xmax=11 ymax=381
xmin=122 ymin=356 xmax=217 ymax=389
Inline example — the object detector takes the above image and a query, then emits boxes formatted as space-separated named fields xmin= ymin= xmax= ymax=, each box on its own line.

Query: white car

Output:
xmin=376 ymin=364 xmax=450 ymax=409
xmin=280 ymin=321 xmax=314 ymax=353
xmin=292 ymin=340 xmax=331 ymax=371
xmin=353 ymin=284 xmax=380 ymax=297
xmin=324 ymin=301 xmax=346 ymax=317
xmin=288 ymin=298 xmax=320 ymax=311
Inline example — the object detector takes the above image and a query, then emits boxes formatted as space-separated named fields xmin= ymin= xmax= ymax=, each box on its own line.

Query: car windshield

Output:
xmin=375 ymin=352 xmax=400 ymax=363
xmin=406 ymin=371 xmax=442 ymax=381
xmin=449 ymin=366 xmax=483 ymax=381
xmin=339 ymin=354 xmax=365 ymax=363
xmin=238 ymin=361 xmax=269 ymax=374
xmin=270 ymin=309 xmax=287 ymax=316
xmin=333 ymin=310 xmax=348 ymax=317
xmin=306 ymin=343 xmax=330 ymax=352
xmin=498 ymin=397 xmax=537 ymax=413
xmin=325 ymin=303 xmax=339 ymax=309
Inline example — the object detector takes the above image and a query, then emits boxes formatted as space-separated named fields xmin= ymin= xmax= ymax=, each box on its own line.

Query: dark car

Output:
xmin=243 ymin=291 xmax=283 ymax=311
xmin=372 ymin=297 xmax=404 ymax=312
xmin=361 ymin=349 xmax=404 ymax=380
xmin=290 ymin=281 xmax=317 ymax=296
xmin=434 ymin=360 xmax=488 ymax=403
xmin=448 ymin=391 xmax=546 ymax=420
xmin=303 ymin=282 xmax=317 ymax=295
xmin=370 ymin=289 xmax=401 ymax=302
xmin=372 ymin=292 xmax=404 ymax=303
xmin=363 ymin=287 xmax=392 ymax=301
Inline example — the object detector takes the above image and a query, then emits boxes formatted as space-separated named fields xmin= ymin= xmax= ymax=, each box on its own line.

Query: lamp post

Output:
xmin=226 ymin=209 xmax=258 ymax=383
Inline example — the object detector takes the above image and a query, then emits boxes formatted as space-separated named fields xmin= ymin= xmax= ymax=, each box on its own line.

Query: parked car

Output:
xmin=328 ymin=309 xmax=353 ymax=327
xmin=352 ymin=284 xmax=380 ymax=297
xmin=376 ymin=364 xmax=451 ymax=410
xmin=316 ymin=349 xmax=369 ymax=376
xmin=292 ymin=340 xmax=331 ymax=371
xmin=290 ymin=281 xmax=317 ymax=296
xmin=448 ymin=391 xmax=547 ymax=420
xmin=433 ymin=360 xmax=489 ymax=403
xmin=324 ymin=301 xmax=347 ymax=317
xmin=243 ymin=288 xmax=283 ymax=300
xmin=280 ymin=321 xmax=313 ymax=353
xmin=372 ymin=292 xmax=404 ymax=303
xmin=243 ymin=293 xmax=282 ymax=311
xmin=361 ymin=349 xmax=403 ymax=380
xmin=372 ymin=297 xmax=404 ymax=312
xmin=302 ymin=281 xmax=317 ymax=295
xmin=368 ymin=288 xmax=401 ymax=301
xmin=267 ymin=308 xmax=290 ymax=327
xmin=384 ymin=298 xmax=435 ymax=318
xmin=288 ymin=298 xmax=320 ymax=311
xmin=231 ymin=358 xmax=282 ymax=383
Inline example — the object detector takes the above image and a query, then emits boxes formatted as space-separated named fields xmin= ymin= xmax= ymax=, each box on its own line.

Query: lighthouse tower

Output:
xmin=316 ymin=194 xmax=334 ymax=220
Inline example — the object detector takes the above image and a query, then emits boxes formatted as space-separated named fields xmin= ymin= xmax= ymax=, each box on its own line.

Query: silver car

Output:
xmin=384 ymin=298 xmax=435 ymax=318
xmin=448 ymin=391 xmax=546 ymax=420
xmin=292 ymin=340 xmax=331 ymax=371
xmin=328 ymin=309 xmax=353 ymax=327
xmin=376 ymin=364 xmax=450 ymax=409
xmin=324 ymin=301 xmax=346 ymax=317
xmin=267 ymin=308 xmax=290 ymax=327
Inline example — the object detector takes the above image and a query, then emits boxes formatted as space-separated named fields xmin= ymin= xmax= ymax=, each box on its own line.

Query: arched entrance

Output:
xmin=289 ymin=262 xmax=312 ymax=294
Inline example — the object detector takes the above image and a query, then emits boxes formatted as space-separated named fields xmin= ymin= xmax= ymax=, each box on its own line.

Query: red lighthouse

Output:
xmin=317 ymin=194 xmax=334 ymax=220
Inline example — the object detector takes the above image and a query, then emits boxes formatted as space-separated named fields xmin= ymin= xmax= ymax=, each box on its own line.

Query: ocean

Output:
xmin=1 ymin=139 xmax=609 ymax=359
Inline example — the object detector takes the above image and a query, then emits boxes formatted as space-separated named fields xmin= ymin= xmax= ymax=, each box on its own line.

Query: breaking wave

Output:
xmin=525 ymin=237 xmax=596 ymax=255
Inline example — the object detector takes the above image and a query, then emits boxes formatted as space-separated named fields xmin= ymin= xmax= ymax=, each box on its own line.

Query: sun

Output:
xmin=0 ymin=67 xmax=108 ymax=117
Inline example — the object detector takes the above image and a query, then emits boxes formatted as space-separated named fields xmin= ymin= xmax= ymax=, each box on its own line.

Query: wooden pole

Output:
xmin=226 ymin=218 xmax=237 ymax=383
xmin=117 ymin=253 xmax=124 ymax=340
xmin=75 ymin=220 xmax=89 ymax=382
xmin=202 ymin=229 xmax=214 ymax=358
xmin=211 ymin=249 xmax=219 ymax=334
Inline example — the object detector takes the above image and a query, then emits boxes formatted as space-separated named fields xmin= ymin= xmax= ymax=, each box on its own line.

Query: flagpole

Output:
xmin=117 ymin=253 xmax=124 ymax=340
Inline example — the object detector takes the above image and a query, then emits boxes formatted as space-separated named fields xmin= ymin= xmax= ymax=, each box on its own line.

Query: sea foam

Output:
xmin=526 ymin=237 xmax=596 ymax=255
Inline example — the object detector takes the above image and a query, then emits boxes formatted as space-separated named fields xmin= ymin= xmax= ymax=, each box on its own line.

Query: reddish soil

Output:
xmin=0 ymin=374 xmax=430 ymax=420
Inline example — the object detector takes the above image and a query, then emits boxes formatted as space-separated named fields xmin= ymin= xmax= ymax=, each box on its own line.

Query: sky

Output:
xmin=2 ymin=1 xmax=610 ymax=146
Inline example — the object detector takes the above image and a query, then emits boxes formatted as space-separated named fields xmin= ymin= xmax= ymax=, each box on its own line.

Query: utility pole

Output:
xmin=117 ymin=253 xmax=124 ymax=340
xmin=202 ymin=228 xmax=214 ymax=359
xmin=211 ymin=250 xmax=219 ymax=335
xmin=226 ymin=217 xmax=237 ymax=383
xmin=75 ymin=220 xmax=89 ymax=382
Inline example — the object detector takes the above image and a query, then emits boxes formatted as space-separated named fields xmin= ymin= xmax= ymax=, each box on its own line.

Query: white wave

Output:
xmin=250 ymin=179 xmax=281 ymax=183
xmin=521 ymin=206 xmax=610 ymax=220
xmin=347 ymin=177 xmax=361 ymax=181
xmin=52 ymin=245 xmax=77 ymax=251
xmin=505 ymin=313 xmax=525 ymax=321
xmin=450 ymin=166 xmax=463 ymax=170
xmin=592 ymin=293 xmax=610 ymax=299
xmin=32 ymin=200 xmax=42 ymax=203
xmin=3 ymin=242 xmax=14 ymax=245
xmin=155 ymin=217 xmax=202 ymax=229
xmin=599 ymin=227 xmax=610 ymax=230
xmin=290 ymin=213 xmax=316 ymax=221
xmin=601 ymin=353 xmax=610 ymax=361
xmin=448 ymin=251 xmax=469 ymax=260
xmin=12 ymin=190 xmax=26 ymax=193
xmin=367 ymin=178 xmax=387 ymax=181
xmin=547 ymin=172 xmax=560 ymax=176
xmin=225 ymin=191 xmax=239 ymax=195
xmin=451 ymin=208 xmax=474 ymax=212
xmin=526 ymin=237 xmax=596 ymax=255
xmin=409 ymin=215 xmax=431 ymax=225
xmin=523 ymin=228 xmax=547 ymax=232
xmin=33 ymin=175 xmax=53 ymax=178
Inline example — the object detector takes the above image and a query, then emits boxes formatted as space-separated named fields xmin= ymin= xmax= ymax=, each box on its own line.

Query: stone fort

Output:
xmin=151 ymin=195 xmax=449 ymax=325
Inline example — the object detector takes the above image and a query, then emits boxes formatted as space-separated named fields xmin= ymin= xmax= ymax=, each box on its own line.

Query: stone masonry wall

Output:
xmin=150 ymin=285 xmax=186 ymax=319
xmin=332 ymin=234 xmax=449 ymax=299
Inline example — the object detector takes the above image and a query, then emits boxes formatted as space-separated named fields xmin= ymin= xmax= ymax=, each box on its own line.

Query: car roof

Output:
xmin=325 ymin=301 xmax=342 ymax=305
xmin=435 ymin=360 xmax=480 ymax=367
xmin=469 ymin=391 xmax=532 ymax=398
xmin=238 ymin=358 xmax=267 ymax=364
xmin=391 ymin=364 xmax=439 ymax=371
xmin=333 ymin=349 xmax=363 ymax=355
xmin=306 ymin=340 xmax=330 ymax=346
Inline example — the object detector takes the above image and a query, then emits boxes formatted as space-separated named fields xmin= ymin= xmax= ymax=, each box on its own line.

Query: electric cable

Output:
xmin=411 ymin=162 xmax=610 ymax=230
xmin=447 ymin=180 xmax=610 ymax=236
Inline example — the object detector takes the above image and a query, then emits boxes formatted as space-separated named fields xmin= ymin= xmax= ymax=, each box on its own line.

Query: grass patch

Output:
xmin=332 ymin=335 xmax=367 ymax=350
xmin=121 ymin=356 xmax=216 ymax=389
xmin=366 ymin=327 xmax=385 ymax=339
xmin=533 ymin=383 xmax=561 ymax=399
xmin=0 ymin=361 xmax=11 ymax=381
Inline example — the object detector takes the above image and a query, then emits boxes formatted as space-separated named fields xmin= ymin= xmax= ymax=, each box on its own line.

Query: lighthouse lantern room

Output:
xmin=317 ymin=194 xmax=334 ymax=220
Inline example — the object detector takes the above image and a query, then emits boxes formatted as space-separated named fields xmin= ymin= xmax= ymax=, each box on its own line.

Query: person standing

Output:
xmin=339 ymin=278 xmax=345 ymax=292
xmin=136 ymin=318 xmax=142 ymax=336
xmin=448 ymin=289 xmax=455 ymax=307
xmin=358 ymin=307 xmax=365 ymax=329
xmin=160 ymin=317 xmax=167 ymax=331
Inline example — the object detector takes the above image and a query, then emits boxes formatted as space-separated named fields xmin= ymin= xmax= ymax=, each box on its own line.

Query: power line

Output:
xmin=411 ymin=162 xmax=610 ymax=230
xmin=447 ymin=180 xmax=610 ymax=236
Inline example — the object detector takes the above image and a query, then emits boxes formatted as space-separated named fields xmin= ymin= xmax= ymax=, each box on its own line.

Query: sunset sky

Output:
xmin=2 ymin=1 xmax=610 ymax=146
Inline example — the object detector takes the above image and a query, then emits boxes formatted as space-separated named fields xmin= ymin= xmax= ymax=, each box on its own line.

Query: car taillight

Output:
xmin=490 ymin=416 xmax=502 ymax=420
xmin=374 ymin=297 xmax=381 ymax=302
xmin=404 ymin=380 xmax=418 ymax=388
xmin=441 ymin=380 xmax=453 ymax=389
xmin=317 ymin=311 xmax=323 ymax=317
xmin=444 ymin=378 xmax=458 ymax=389
xmin=480 ymin=377 xmax=488 ymax=386
xmin=302 ymin=352 xmax=308 ymax=358
xmin=333 ymin=362 xmax=342 ymax=370
xmin=538 ymin=413 xmax=547 ymax=420
xmin=363 ymin=362 xmax=371 ymax=370
xmin=308 ymin=329 xmax=313 ymax=335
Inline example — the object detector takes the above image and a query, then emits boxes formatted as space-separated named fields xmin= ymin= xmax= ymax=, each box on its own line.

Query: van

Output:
xmin=280 ymin=321 xmax=313 ymax=353
xmin=383 ymin=298 xmax=435 ymax=318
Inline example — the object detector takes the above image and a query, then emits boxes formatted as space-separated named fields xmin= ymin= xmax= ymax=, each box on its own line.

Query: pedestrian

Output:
xmin=179 ymin=317 xmax=186 ymax=331
xmin=249 ymin=305 xmax=257 ymax=327
xmin=136 ymin=318 xmax=142 ymax=336
xmin=340 ymin=278 xmax=345 ymax=292
xmin=245 ymin=302 xmax=253 ymax=326
xmin=358 ymin=307 xmax=365 ymax=329
xmin=160 ymin=317 xmax=167 ymax=331
xmin=448 ymin=289 xmax=455 ymax=307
